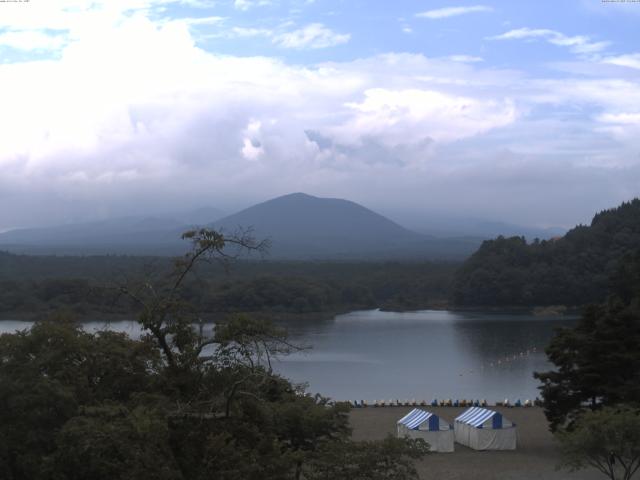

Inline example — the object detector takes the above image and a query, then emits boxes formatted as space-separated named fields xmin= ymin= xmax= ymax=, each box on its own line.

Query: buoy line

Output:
xmin=336 ymin=398 xmax=543 ymax=408
xmin=456 ymin=345 xmax=541 ymax=377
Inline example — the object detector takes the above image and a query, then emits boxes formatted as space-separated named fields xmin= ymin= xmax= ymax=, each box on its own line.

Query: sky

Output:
xmin=0 ymin=0 xmax=639 ymax=231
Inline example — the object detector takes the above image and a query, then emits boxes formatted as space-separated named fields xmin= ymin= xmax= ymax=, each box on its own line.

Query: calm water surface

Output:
xmin=275 ymin=309 xmax=577 ymax=403
xmin=0 ymin=309 xmax=576 ymax=403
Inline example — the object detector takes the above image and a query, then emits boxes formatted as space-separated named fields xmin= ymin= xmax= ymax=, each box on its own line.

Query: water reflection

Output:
xmin=0 ymin=310 xmax=576 ymax=402
xmin=275 ymin=309 xmax=577 ymax=402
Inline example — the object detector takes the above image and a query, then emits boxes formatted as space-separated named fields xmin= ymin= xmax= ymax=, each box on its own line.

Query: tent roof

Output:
xmin=397 ymin=408 xmax=435 ymax=430
xmin=455 ymin=407 xmax=501 ymax=428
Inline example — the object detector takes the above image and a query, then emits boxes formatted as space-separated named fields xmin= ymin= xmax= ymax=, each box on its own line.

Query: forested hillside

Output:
xmin=0 ymin=254 xmax=456 ymax=319
xmin=452 ymin=199 xmax=640 ymax=307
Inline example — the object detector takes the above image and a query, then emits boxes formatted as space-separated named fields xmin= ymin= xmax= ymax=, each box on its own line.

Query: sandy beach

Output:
xmin=349 ymin=406 xmax=603 ymax=480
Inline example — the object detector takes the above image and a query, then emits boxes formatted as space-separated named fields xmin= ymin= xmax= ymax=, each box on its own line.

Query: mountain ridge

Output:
xmin=0 ymin=193 xmax=488 ymax=259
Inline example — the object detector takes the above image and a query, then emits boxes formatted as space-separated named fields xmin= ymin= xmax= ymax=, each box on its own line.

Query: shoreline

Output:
xmin=0 ymin=309 xmax=349 ymax=323
xmin=382 ymin=304 xmax=584 ymax=316
xmin=0 ymin=303 xmax=584 ymax=323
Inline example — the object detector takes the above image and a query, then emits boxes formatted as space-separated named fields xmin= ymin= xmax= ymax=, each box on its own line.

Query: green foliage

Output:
xmin=0 ymin=315 xmax=397 ymax=480
xmin=50 ymin=404 xmax=181 ymax=480
xmin=0 ymin=259 xmax=456 ymax=319
xmin=611 ymin=250 xmax=640 ymax=308
xmin=0 ymin=230 xmax=429 ymax=479
xmin=557 ymin=405 xmax=640 ymax=480
xmin=535 ymin=250 xmax=640 ymax=431
xmin=0 ymin=319 xmax=162 ymax=480
xmin=453 ymin=199 xmax=640 ymax=306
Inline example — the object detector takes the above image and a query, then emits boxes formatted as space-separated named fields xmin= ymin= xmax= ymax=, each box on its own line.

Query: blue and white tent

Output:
xmin=397 ymin=408 xmax=454 ymax=452
xmin=454 ymin=407 xmax=516 ymax=450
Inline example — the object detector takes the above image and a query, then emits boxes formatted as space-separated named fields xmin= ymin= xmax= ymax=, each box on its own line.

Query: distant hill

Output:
xmin=0 ymin=193 xmax=481 ymax=259
xmin=452 ymin=199 xmax=640 ymax=307
xmin=212 ymin=193 xmax=480 ymax=260
xmin=213 ymin=192 xmax=419 ymax=256
xmin=0 ymin=207 xmax=225 ymax=255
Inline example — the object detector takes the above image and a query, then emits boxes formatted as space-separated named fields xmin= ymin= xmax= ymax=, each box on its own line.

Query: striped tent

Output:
xmin=454 ymin=407 xmax=516 ymax=450
xmin=396 ymin=408 xmax=454 ymax=452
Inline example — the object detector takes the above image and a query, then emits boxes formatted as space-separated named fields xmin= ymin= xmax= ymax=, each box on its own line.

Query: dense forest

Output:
xmin=0 ymin=230 xmax=429 ymax=480
xmin=451 ymin=199 xmax=640 ymax=307
xmin=0 ymin=253 xmax=456 ymax=320
xmin=532 ymin=249 xmax=640 ymax=479
xmin=535 ymin=248 xmax=640 ymax=430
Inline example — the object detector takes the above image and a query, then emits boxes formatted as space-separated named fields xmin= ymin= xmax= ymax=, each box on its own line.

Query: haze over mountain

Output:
xmin=408 ymin=216 xmax=566 ymax=240
xmin=216 ymin=192 xmax=420 ymax=245
xmin=0 ymin=193 xmax=483 ymax=259
xmin=170 ymin=206 xmax=226 ymax=226
xmin=212 ymin=192 xmax=475 ymax=259
xmin=0 ymin=207 xmax=224 ymax=256
xmin=1 ymin=1 xmax=638 ymax=243
xmin=0 ymin=192 xmax=573 ymax=259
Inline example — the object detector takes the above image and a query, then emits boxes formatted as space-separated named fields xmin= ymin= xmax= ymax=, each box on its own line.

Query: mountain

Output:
xmin=0 ymin=193 xmax=481 ymax=259
xmin=452 ymin=198 xmax=640 ymax=307
xmin=212 ymin=193 xmax=480 ymax=259
xmin=214 ymin=192 xmax=419 ymax=243
xmin=0 ymin=207 xmax=225 ymax=255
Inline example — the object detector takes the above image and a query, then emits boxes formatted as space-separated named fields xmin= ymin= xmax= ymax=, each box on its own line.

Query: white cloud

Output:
xmin=532 ymin=78 xmax=640 ymax=112
xmin=241 ymin=120 xmax=265 ymax=160
xmin=208 ymin=23 xmax=349 ymax=49
xmin=180 ymin=16 xmax=226 ymax=26
xmin=331 ymin=88 xmax=516 ymax=148
xmin=602 ymin=53 xmax=640 ymax=70
xmin=595 ymin=112 xmax=640 ymax=141
xmin=0 ymin=24 xmax=520 ymax=211
xmin=594 ymin=109 xmax=640 ymax=142
xmin=0 ymin=0 xmax=179 ymax=31
xmin=416 ymin=5 xmax=492 ymax=19
xmin=446 ymin=54 xmax=483 ymax=63
xmin=490 ymin=28 xmax=610 ymax=55
xmin=597 ymin=112 xmax=640 ymax=124
xmin=0 ymin=3 xmax=638 ymax=229
xmin=274 ymin=23 xmax=350 ymax=49
xmin=0 ymin=30 xmax=66 ymax=51
xmin=234 ymin=0 xmax=272 ymax=11
xmin=230 ymin=26 xmax=274 ymax=37
xmin=179 ymin=0 xmax=217 ymax=6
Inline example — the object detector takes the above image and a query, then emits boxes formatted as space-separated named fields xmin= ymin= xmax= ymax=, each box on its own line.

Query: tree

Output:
xmin=534 ymin=251 xmax=640 ymax=431
xmin=50 ymin=403 xmax=181 ymax=480
xmin=0 ymin=317 xmax=162 ymax=480
xmin=116 ymin=227 xmax=269 ymax=376
xmin=452 ymin=199 xmax=640 ymax=307
xmin=211 ymin=315 xmax=304 ymax=418
xmin=557 ymin=405 xmax=640 ymax=480
xmin=0 ymin=228 xmax=429 ymax=479
xmin=271 ymin=393 xmax=351 ymax=480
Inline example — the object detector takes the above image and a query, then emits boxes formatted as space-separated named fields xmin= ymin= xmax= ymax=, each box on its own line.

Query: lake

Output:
xmin=275 ymin=309 xmax=576 ymax=403
xmin=0 ymin=309 xmax=575 ymax=403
